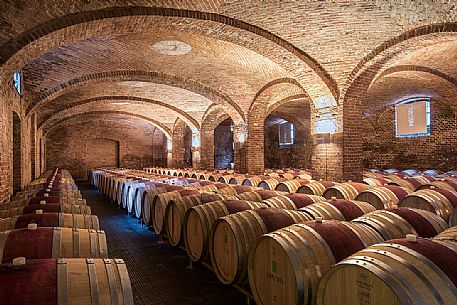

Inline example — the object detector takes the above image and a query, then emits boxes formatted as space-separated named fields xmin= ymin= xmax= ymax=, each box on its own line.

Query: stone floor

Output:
xmin=78 ymin=181 xmax=249 ymax=305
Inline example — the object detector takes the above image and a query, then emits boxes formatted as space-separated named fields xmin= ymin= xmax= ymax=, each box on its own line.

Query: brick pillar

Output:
xmin=311 ymin=133 xmax=344 ymax=181
xmin=200 ymin=130 xmax=214 ymax=170
xmin=245 ymin=119 xmax=264 ymax=175
xmin=171 ymin=131 xmax=185 ymax=168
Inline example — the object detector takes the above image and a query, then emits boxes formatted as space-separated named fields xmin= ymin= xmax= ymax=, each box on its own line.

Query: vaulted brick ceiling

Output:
xmin=1 ymin=1 xmax=457 ymax=136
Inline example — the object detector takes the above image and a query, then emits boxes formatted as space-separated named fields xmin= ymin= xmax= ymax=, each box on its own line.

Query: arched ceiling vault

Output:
xmin=42 ymin=111 xmax=172 ymax=139
xmin=37 ymin=96 xmax=200 ymax=132
xmin=28 ymin=70 xmax=243 ymax=124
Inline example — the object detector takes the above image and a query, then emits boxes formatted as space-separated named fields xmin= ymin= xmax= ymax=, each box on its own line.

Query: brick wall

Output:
xmin=264 ymin=118 xmax=311 ymax=169
xmin=45 ymin=119 xmax=162 ymax=180
xmin=0 ymin=76 xmax=32 ymax=202
xmin=363 ymin=100 xmax=457 ymax=171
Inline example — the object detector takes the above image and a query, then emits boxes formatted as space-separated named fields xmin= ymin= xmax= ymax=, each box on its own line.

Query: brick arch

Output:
xmin=366 ymin=69 xmax=457 ymax=117
xmin=28 ymin=70 xmax=244 ymax=125
xmin=344 ymin=22 xmax=457 ymax=95
xmin=38 ymin=95 xmax=200 ymax=132
xmin=0 ymin=6 xmax=338 ymax=101
xmin=42 ymin=110 xmax=172 ymax=139
xmin=171 ymin=118 xmax=193 ymax=168
xmin=246 ymin=79 xmax=310 ymax=174
xmin=370 ymin=65 xmax=457 ymax=94
xmin=201 ymin=104 xmax=231 ymax=132
xmin=342 ymin=27 xmax=457 ymax=180
xmin=248 ymin=78 xmax=311 ymax=115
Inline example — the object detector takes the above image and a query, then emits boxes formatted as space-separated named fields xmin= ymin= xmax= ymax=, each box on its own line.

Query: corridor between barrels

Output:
xmin=78 ymin=182 xmax=246 ymax=305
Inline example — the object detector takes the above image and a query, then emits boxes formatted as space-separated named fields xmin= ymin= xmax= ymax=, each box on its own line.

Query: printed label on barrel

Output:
xmin=356 ymin=270 xmax=372 ymax=305
xmin=266 ymin=245 xmax=283 ymax=304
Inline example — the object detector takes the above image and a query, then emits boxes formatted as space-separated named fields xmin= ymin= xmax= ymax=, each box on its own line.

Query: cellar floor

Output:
xmin=78 ymin=181 xmax=248 ymax=305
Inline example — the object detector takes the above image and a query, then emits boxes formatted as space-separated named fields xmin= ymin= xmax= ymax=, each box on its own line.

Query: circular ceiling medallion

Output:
xmin=151 ymin=40 xmax=192 ymax=56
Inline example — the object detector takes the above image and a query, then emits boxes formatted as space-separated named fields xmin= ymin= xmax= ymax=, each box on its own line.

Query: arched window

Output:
xmin=395 ymin=98 xmax=431 ymax=138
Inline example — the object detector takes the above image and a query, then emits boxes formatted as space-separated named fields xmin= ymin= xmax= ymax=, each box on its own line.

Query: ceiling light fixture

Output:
xmin=111 ymin=102 xmax=131 ymax=105
xmin=151 ymin=40 xmax=192 ymax=56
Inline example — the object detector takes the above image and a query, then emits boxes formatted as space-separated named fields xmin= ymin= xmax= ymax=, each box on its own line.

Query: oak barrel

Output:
xmin=184 ymin=200 xmax=266 ymax=261
xmin=165 ymin=193 xmax=237 ymax=246
xmin=210 ymin=208 xmax=312 ymax=284
xmin=296 ymin=181 xmax=336 ymax=196
xmin=398 ymin=188 xmax=457 ymax=220
xmin=323 ymin=182 xmax=372 ymax=200
xmin=0 ymin=258 xmax=134 ymax=305
xmin=247 ymin=220 xmax=383 ymax=305
xmin=354 ymin=185 xmax=412 ymax=210
xmin=317 ymin=237 xmax=457 ymax=305
xmin=299 ymin=199 xmax=376 ymax=221
xmin=263 ymin=194 xmax=325 ymax=210
xmin=352 ymin=207 xmax=447 ymax=240
xmin=275 ymin=179 xmax=310 ymax=193
xmin=0 ymin=213 xmax=100 ymax=232
xmin=151 ymin=189 xmax=200 ymax=234
xmin=0 ymin=227 xmax=108 ymax=263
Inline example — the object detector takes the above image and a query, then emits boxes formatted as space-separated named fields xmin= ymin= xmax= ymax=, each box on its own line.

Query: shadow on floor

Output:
xmin=78 ymin=181 xmax=250 ymax=305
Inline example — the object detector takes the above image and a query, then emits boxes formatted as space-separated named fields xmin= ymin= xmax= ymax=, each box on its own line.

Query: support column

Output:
xmin=245 ymin=119 xmax=264 ymax=175
xmin=200 ymin=129 xmax=214 ymax=170
xmin=172 ymin=129 xmax=185 ymax=168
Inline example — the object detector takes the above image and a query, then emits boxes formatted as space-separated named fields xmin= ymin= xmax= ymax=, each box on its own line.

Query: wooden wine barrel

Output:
xmin=132 ymin=183 xmax=157 ymax=218
xmin=0 ymin=213 xmax=100 ymax=232
xmin=242 ymin=176 xmax=271 ymax=187
xmin=184 ymin=200 xmax=266 ymax=261
xmin=323 ymin=182 xmax=372 ymax=200
xmin=218 ymin=174 xmax=241 ymax=184
xmin=352 ymin=208 xmax=447 ymax=240
xmin=236 ymin=190 xmax=282 ymax=202
xmin=402 ymin=169 xmax=419 ymax=176
xmin=141 ymin=185 xmax=183 ymax=225
xmin=21 ymin=204 xmax=91 ymax=215
xmin=248 ymin=220 xmax=384 ymax=305
xmin=417 ymin=179 xmax=457 ymax=191
xmin=296 ymin=181 xmax=336 ymax=196
xmin=300 ymin=199 xmax=376 ymax=221
xmin=210 ymin=208 xmax=312 ymax=284
xmin=387 ymin=178 xmax=417 ymax=191
xmin=398 ymin=189 xmax=457 ymax=221
xmin=0 ymin=227 xmax=108 ymax=263
xmin=354 ymin=185 xmax=412 ymax=210
xmin=263 ymin=194 xmax=325 ymax=210
xmin=208 ymin=173 xmax=223 ymax=182
xmin=165 ymin=193 xmax=237 ymax=246
xmin=151 ymin=189 xmax=201 ymax=234
xmin=29 ymin=196 xmax=60 ymax=205
xmin=124 ymin=181 xmax=147 ymax=214
xmin=275 ymin=179 xmax=310 ymax=193
xmin=228 ymin=175 xmax=247 ymax=185
xmin=447 ymin=209 xmax=457 ymax=227
xmin=317 ymin=237 xmax=457 ymax=305
xmin=434 ymin=225 xmax=457 ymax=247
xmin=362 ymin=177 xmax=389 ymax=186
xmin=0 ymin=257 xmax=134 ymax=305
xmin=258 ymin=178 xmax=286 ymax=190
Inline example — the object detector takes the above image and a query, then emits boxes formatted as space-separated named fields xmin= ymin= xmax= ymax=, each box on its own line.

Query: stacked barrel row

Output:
xmin=94 ymin=167 xmax=457 ymax=305
xmin=0 ymin=168 xmax=134 ymax=305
